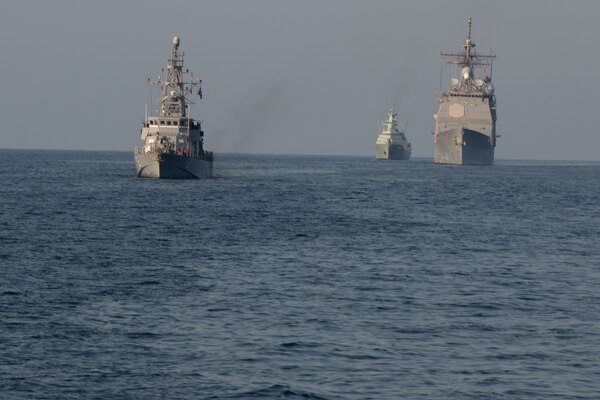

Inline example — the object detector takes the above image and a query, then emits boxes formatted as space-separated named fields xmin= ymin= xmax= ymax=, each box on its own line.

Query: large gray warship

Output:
xmin=434 ymin=18 xmax=497 ymax=165
xmin=135 ymin=36 xmax=213 ymax=178
xmin=376 ymin=109 xmax=411 ymax=160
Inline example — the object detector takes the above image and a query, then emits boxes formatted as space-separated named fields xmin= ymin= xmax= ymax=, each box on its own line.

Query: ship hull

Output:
xmin=135 ymin=151 xmax=213 ymax=179
xmin=376 ymin=143 xmax=411 ymax=160
xmin=434 ymin=128 xmax=494 ymax=165
xmin=434 ymin=93 xmax=496 ymax=166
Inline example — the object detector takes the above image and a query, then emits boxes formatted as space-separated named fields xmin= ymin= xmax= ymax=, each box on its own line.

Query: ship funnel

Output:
xmin=173 ymin=36 xmax=180 ymax=49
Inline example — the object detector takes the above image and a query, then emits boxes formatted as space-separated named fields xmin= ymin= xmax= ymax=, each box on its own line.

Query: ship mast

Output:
xmin=441 ymin=17 xmax=495 ymax=72
xmin=163 ymin=36 xmax=186 ymax=117
xmin=465 ymin=17 xmax=473 ymax=62
xmin=149 ymin=36 xmax=202 ymax=118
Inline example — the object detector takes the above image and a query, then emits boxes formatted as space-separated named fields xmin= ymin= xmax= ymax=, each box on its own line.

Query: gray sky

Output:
xmin=1 ymin=0 xmax=599 ymax=160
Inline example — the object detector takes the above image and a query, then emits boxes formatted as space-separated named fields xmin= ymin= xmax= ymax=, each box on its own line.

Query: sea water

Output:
xmin=1 ymin=149 xmax=599 ymax=399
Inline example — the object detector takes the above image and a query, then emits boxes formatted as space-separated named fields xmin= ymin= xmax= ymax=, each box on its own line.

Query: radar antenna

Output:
xmin=441 ymin=17 xmax=495 ymax=69
xmin=145 ymin=36 xmax=203 ymax=118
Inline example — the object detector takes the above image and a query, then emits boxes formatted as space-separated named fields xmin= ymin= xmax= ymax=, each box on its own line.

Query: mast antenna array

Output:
xmin=440 ymin=17 xmax=496 ymax=68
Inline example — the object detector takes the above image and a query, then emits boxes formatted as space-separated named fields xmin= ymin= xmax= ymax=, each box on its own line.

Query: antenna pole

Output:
xmin=464 ymin=17 xmax=473 ymax=63
xmin=467 ymin=17 xmax=472 ymax=41
xmin=490 ymin=47 xmax=494 ymax=79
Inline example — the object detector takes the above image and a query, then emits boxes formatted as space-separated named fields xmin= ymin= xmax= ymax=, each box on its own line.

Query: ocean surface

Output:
xmin=1 ymin=149 xmax=599 ymax=400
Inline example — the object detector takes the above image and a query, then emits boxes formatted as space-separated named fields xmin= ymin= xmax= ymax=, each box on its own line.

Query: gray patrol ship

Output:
xmin=376 ymin=109 xmax=411 ymax=160
xmin=434 ymin=18 xmax=497 ymax=165
xmin=135 ymin=36 xmax=213 ymax=178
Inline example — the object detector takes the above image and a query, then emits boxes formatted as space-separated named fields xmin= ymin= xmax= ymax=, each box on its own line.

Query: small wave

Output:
xmin=279 ymin=341 xmax=320 ymax=349
xmin=139 ymin=280 xmax=161 ymax=285
xmin=126 ymin=332 xmax=160 ymax=339
xmin=206 ymin=384 xmax=331 ymax=400
xmin=198 ymin=284 xmax=216 ymax=291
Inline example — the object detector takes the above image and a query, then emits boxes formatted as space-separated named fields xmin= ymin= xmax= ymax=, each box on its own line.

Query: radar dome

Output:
xmin=173 ymin=36 xmax=180 ymax=48
xmin=461 ymin=67 xmax=471 ymax=80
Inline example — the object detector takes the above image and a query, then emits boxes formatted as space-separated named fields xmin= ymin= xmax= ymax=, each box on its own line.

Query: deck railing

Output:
xmin=136 ymin=142 xmax=213 ymax=160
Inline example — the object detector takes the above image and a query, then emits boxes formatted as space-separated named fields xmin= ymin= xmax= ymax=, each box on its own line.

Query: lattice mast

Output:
xmin=441 ymin=17 xmax=495 ymax=77
xmin=149 ymin=36 xmax=202 ymax=118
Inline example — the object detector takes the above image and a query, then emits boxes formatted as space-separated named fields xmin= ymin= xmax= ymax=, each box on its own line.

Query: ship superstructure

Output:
xmin=434 ymin=18 xmax=497 ymax=165
xmin=376 ymin=109 xmax=411 ymax=160
xmin=135 ymin=36 xmax=213 ymax=178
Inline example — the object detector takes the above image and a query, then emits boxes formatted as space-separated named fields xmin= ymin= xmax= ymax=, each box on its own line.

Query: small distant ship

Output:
xmin=135 ymin=36 xmax=213 ymax=178
xmin=434 ymin=17 xmax=497 ymax=165
xmin=376 ymin=109 xmax=411 ymax=160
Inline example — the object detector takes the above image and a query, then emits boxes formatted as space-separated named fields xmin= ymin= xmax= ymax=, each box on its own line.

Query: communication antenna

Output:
xmin=489 ymin=47 xmax=494 ymax=79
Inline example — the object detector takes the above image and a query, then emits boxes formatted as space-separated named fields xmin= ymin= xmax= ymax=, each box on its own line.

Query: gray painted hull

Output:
xmin=376 ymin=143 xmax=411 ymax=160
xmin=135 ymin=151 xmax=213 ymax=179
xmin=434 ymin=92 xmax=496 ymax=166
xmin=433 ymin=17 xmax=497 ymax=166
xmin=435 ymin=128 xmax=494 ymax=165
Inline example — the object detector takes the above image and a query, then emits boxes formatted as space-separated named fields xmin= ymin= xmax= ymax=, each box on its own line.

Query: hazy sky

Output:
xmin=1 ymin=0 xmax=599 ymax=160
